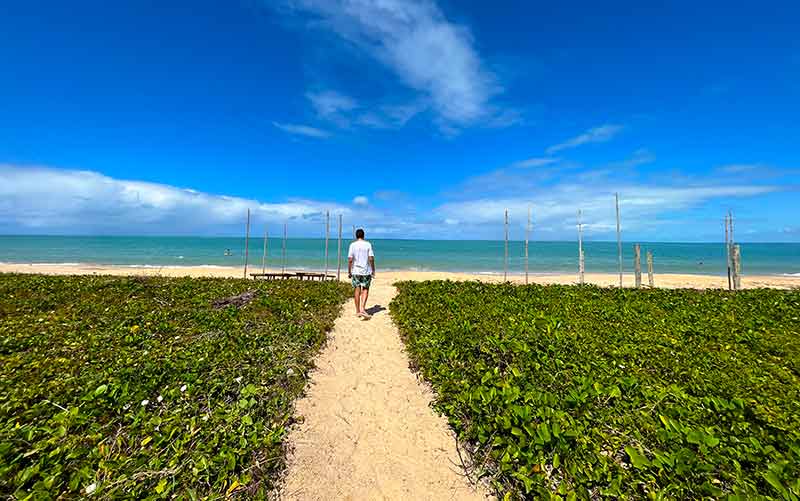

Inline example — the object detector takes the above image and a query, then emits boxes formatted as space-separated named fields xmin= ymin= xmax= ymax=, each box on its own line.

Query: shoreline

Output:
xmin=1 ymin=262 xmax=798 ymax=289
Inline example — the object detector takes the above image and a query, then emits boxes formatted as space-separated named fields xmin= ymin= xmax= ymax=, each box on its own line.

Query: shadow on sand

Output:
xmin=366 ymin=304 xmax=387 ymax=316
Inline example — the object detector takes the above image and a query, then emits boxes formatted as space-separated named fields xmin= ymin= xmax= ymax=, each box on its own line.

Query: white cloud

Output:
xmin=273 ymin=121 xmax=331 ymax=138
xmin=0 ymin=165 xmax=350 ymax=234
xmin=352 ymin=195 xmax=369 ymax=206
xmin=306 ymin=90 xmax=358 ymax=118
xmin=546 ymin=124 xmax=624 ymax=154
xmin=436 ymin=184 xmax=777 ymax=236
xmin=511 ymin=157 xmax=559 ymax=168
xmin=285 ymin=0 xmax=499 ymax=128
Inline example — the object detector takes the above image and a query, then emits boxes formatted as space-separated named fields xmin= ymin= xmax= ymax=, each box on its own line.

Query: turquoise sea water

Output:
xmin=0 ymin=236 xmax=798 ymax=275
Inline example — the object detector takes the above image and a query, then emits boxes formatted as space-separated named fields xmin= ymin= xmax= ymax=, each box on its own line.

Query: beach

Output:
xmin=2 ymin=263 xmax=797 ymax=498
xmin=1 ymin=262 xmax=797 ymax=289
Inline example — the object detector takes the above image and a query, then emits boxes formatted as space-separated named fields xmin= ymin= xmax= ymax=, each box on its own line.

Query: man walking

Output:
xmin=348 ymin=228 xmax=375 ymax=319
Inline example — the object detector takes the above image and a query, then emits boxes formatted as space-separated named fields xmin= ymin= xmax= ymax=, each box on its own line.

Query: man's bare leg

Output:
xmin=353 ymin=286 xmax=362 ymax=314
xmin=360 ymin=288 xmax=370 ymax=316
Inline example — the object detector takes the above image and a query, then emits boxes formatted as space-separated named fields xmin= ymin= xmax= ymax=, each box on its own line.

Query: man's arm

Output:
xmin=369 ymin=256 xmax=375 ymax=277
xmin=348 ymin=257 xmax=353 ymax=277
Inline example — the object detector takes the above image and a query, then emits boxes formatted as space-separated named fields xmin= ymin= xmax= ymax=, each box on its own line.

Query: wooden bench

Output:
xmin=250 ymin=272 xmax=336 ymax=281
xmin=294 ymin=272 xmax=336 ymax=281
xmin=250 ymin=272 xmax=296 ymax=280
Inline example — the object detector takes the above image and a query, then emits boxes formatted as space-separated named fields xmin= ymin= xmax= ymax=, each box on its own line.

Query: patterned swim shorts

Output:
xmin=351 ymin=274 xmax=372 ymax=289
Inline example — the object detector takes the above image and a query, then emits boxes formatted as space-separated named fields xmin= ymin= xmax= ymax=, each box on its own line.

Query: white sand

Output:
xmin=281 ymin=281 xmax=487 ymax=500
xmin=1 ymin=262 xmax=797 ymax=289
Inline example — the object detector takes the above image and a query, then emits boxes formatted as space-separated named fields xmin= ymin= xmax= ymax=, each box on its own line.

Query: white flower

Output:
xmin=123 ymin=403 xmax=131 ymax=410
xmin=234 ymin=377 xmax=243 ymax=383
xmin=85 ymin=482 xmax=97 ymax=494
xmin=157 ymin=395 xmax=163 ymax=403
xmin=180 ymin=385 xmax=187 ymax=392
xmin=286 ymin=368 xmax=295 ymax=377
xmin=141 ymin=399 xmax=149 ymax=406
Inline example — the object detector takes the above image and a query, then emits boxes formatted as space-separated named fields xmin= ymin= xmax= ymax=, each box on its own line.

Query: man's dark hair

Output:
xmin=356 ymin=228 xmax=365 ymax=239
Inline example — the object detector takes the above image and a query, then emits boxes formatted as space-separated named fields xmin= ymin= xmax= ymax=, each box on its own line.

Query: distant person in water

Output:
xmin=348 ymin=228 xmax=375 ymax=319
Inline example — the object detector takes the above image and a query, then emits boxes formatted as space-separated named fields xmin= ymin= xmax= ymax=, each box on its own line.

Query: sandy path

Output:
xmin=280 ymin=278 xmax=488 ymax=501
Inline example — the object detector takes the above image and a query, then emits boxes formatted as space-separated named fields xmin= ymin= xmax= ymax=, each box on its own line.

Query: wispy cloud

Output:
xmin=546 ymin=124 xmax=624 ymax=154
xmin=307 ymin=89 xmax=425 ymax=130
xmin=717 ymin=163 xmax=764 ymax=174
xmin=272 ymin=121 xmax=331 ymax=138
xmin=511 ymin=157 xmax=560 ymax=168
xmin=0 ymin=165 xmax=349 ymax=234
xmin=609 ymin=148 xmax=655 ymax=169
xmin=306 ymin=90 xmax=358 ymax=119
xmin=283 ymin=0 xmax=500 ymax=129
xmin=352 ymin=195 xmax=369 ymax=206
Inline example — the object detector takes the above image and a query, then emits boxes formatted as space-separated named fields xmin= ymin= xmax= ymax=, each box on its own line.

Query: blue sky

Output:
xmin=1 ymin=0 xmax=799 ymax=241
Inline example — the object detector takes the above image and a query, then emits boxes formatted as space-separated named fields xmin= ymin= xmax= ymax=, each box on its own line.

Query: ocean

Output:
xmin=0 ymin=235 xmax=798 ymax=276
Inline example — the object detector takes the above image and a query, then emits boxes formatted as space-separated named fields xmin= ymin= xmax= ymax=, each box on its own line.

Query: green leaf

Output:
xmin=537 ymin=422 xmax=551 ymax=443
xmin=625 ymin=446 xmax=651 ymax=469
xmin=686 ymin=430 xmax=704 ymax=445
xmin=94 ymin=384 xmax=108 ymax=396
xmin=762 ymin=471 xmax=786 ymax=496
xmin=155 ymin=478 xmax=168 ymax=494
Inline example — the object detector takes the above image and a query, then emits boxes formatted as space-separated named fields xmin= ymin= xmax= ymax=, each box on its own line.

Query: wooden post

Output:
xmin=647 ymin=250 xmax=654 ymax=288
xmin=243 ymin=209 xmax=251 ymax=279
xmin=337 ymin=214 xmax=343 ymax=281
xmin=732 ymin=244 xmax=742 ymax=290
xmin=504 ymin=209 xmax=509 ymax=282
xmin=324 ymin=210 xmax=330 ymax=278
xmin=615 ymin=193 xmax=622 ymax=287
xmin=261 ymin=226 xmax=268 ymax=274
xmin=578 ymin=209 xmax=585 ymax=285
xmin=525 ymin=206 xmax=530 ymax=284
xmin=725 ymin=214 xmax=732 ymax=290
xmin=282 ymin=222 xmax=287 ymax=273
xmin=634 ymin=243 xmax=642 ymax=288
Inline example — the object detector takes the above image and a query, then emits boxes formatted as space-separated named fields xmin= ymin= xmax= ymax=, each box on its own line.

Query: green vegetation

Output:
xmin=390 ymin=281 xmax=800 ymax=500
xmin=1 ymin=273 xmax=349 ymax=499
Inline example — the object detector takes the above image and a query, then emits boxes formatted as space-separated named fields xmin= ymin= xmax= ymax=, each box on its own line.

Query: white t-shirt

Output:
xmin=348 ymin=240 xmax=374 ymax=276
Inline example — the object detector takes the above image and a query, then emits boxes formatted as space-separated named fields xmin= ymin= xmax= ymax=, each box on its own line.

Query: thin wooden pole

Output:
xmin=504 ymin=209 xmax=509 ymax=282
xmin=732 ymin=244 xmax=742 ymax=290
xmin=578 ymin=209 xmax=585 ymax=285
xmin=615 ymin=193 xmax=622 ymax=287
xmin=725 ymin=214 xmax=732 ymax=290
xmin=243 ymin=209 xmax=251 ymax=279
xmin=634 ymin=243 xmax=642 ymax=288
xmin=337 ymin=214 xmax=343 ymax=281
xmin=282 ymin=222 xmax=287 ymax=274
xmin=261 ymin=226 xmax=268 ymax=274
xmin=525 ymin=206 xmax=530 ymax=284
xmin=324 ymin=210 xmax=330 ymax=278
xmin=647 ymin=250 xmax=654 ymax=288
